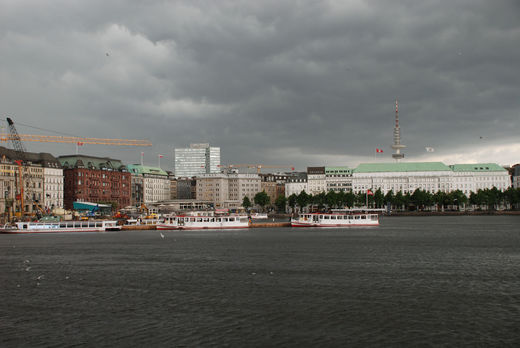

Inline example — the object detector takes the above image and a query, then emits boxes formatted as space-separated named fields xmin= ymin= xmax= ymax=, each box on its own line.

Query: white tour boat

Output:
xmin=157 ymin=211 xmax=250 ymax=230
xmin=251 ymin=213 xmax=269 ymax=219
xmin=291 ymin=209 xmax=382 ymax=227
xmin=0 ymin=220 xmax=121 ymax=234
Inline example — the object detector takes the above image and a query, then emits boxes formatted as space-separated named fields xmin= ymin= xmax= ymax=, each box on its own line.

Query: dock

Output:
xmin=250 ymin=222 xmax=291 ymax=228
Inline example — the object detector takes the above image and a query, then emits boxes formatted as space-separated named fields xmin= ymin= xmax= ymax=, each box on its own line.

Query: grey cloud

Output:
xmin=1 ymin=0 xmax=519 ymax=170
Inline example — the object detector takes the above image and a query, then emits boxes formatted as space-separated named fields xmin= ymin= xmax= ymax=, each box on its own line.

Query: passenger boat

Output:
xmin=251 ymin=213 xmax=268 ymax=219
xmin=291 ymin=209 xmax=382 ymax=227
xmin=0 ymin=220 xmax=121 ymax=234
xmin=157 ymin=211 xmax=250 ymax=230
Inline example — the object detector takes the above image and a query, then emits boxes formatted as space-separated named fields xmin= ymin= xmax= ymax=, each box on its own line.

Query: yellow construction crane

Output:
xmin=0 ymin=133 xmax=152 ymax=146
xmin=219 ymin=164 xmax=295 ymax=174
xmin=1 ymin=117 xmax=152 ymax=221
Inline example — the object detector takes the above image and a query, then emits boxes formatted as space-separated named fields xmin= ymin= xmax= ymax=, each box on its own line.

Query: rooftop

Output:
xmin=354 ymin=162 xmax=452 ymax=173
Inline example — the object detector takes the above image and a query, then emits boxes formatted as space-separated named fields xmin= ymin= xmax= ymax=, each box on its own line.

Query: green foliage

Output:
xmin=253 ymin=191 xmax=270 ymax=210
xmin=296 ymin=190 xmax=310 ymax=211
xmin=288 ymin=194 xmax=297 ymax=210
xmin=242 ymin=196 xmax=252 ymax=210
xmin=275 ymin=195 xmax=287 ymax=213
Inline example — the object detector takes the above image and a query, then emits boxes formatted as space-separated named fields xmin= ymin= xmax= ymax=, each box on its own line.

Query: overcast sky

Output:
xmin=1 ymin=0 xmax=519 ymax=172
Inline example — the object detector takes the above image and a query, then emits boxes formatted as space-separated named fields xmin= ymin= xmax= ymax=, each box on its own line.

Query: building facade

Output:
xmin=325 ymin=166 xmax=353 ymax=193
xmin=351 ymin=162 xmax=510 ymax=195
xmin=127 ymin=165 xmax=170 ymax=204
xmin=196 ymin=173 xmax=261 ymax=208
xmin=512 ymin=164 xmax=520 ymax=189
xmin=174 ymin=143 xmax=220 ymax=177
xmin=285 ymin=172 xmax=308 ymax=197
xmin=307 ymin=167 xmax=326 ymax=195
xmin=0 ymin=147 xmax=60 ymax=219
xmin=59 ymin=155 xmax=131 ymax=210
xmin=43 ymin=166 xmax=64 ymax=210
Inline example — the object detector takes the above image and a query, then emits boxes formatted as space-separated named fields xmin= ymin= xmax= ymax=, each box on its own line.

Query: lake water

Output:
xmin=1 ymin=216 xmax=519 ymax=347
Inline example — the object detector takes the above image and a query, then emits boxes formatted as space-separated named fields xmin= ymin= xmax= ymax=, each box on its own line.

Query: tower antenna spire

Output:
xmin=391 ymin=98 xmax=406 ymax=162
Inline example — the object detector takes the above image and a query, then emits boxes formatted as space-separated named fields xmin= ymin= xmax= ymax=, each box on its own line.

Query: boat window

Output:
xmin=330 ymin=216 xmax=336 ymax=220
xmin=210 ymin=218 xmax=215 ymax=222
xmin=319 ymin=215 xmax=323 ymax=219
xmin=348 ymin=216 xmax=353 ymax=220
xmin=229 ymin=217 xmax=235 ymax=222
xmin=223 ymin=218 xmax=228 ymax=222
xmin=344 ymin=216 xmax=349 ymax=219
xmin=355 ymin=216 xmax=360 ymax=220
xmin=191 ymin=218 xmax=196 ymax=222
xmin=361 ymin=215 xmax=366 ymax=219
xmin=371 ymin=215 xmax=378 ymax=220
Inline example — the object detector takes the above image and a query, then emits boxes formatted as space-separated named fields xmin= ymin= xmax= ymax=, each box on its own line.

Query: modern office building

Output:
xmin=174 ymin=143 xmax=220 ymax=177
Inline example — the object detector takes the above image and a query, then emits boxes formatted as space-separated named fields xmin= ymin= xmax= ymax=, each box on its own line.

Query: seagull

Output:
xmin=25 ymin=267 xmax=31 ymax=272
xmin=36 ymin=275 xmax=45 ymax=280
xmin=160 ymin=232 xmax=165 ymax=239
xmin=106 ymin=52 xmax=110 ymax=57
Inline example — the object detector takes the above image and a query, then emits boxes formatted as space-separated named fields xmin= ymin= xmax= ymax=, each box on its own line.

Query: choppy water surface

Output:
xmin=1 ymin=216 xmax=520 ymax=347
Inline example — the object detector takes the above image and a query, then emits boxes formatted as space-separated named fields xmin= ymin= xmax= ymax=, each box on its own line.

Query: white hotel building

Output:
xmin=351 ymin=162 xmax=510 ymax=195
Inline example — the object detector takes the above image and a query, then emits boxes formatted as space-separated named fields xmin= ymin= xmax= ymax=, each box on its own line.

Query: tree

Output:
xmin=374 ymin=188 xmax=384 ymax=208
xmin=242 ymin=196 xmax=252 ymax=210
xmin=325 ymin=190 xmax=338 ymax=209
xmin=296 ymin=190 xmax=310 ymax=212
xmin=384 ymin=190 xmax=394 ymax=210
xmin=288 ymin=194 xmax=297 ymax=213
xmin=449 ymin=190 xmax=467 ymax=211
xmin=345 ymin=192 xmax=355 ymax=208
xmin=254 ymin=191 xmax=270 ymax=211
xmin=275 ymin=195 xmax=287 ymax=213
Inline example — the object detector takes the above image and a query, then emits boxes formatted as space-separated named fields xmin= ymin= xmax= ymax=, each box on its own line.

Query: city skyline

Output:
xmin=1 ymin=1 xmax=519 ymax=171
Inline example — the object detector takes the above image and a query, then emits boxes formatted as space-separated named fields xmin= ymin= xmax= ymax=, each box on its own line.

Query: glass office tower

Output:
xmin=174 ymin=143 xmax=220 ymax=177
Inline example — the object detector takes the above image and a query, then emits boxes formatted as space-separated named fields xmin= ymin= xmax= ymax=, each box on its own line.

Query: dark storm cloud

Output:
xmin=1 ymin=0 xmax=519 ymax=170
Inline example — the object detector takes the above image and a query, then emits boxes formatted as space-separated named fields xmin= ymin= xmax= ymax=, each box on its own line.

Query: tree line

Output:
xmin=271 ymin=187 xmax=520 ymax=213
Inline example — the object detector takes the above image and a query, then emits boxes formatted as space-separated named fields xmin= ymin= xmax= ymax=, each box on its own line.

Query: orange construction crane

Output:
xmin=219 ymin=164 xmax=295 ymax=174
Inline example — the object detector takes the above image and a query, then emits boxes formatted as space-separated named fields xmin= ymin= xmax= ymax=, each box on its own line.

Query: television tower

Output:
xmin=391 ymin=99 xmax=406 ymax=162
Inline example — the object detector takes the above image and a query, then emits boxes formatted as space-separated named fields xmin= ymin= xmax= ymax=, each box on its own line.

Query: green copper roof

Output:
xmin=127 ymin=164 xmax=168 ymax=176
xmin=58 ymin=155 xmax=126 ymax=171
xmin=354 ymin=162 xmax=452 ymax=173
xmin=449 ymin=163 xmax=507 ymax=172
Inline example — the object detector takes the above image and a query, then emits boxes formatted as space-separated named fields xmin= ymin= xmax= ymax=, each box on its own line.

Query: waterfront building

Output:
xmin=285 ymin=172 xmax=308 ymax=197
xmin=351 ymin=162 xmax=510 ymax=195
xmin=0 ymin=146 xmax=58 ymax=218
xmin=325 ymin=166 xmax=353 ymax=193
xmin=260 ymin=173 xmax=290 ymax=204
xmin=196 ymin=173 xmax=261 ymax=208
xmin=307 ymin=167 xmax=326 ymax=195
xmin=127 ymin=164 xmax=170 ymax=205
xmin=43 ymin=164 xmax=64 ymax=211
xmin=512 ymin=164 xmax=520 ymax=189
xmin=449 ymin=164 xmax=510 ymax=194
xmin=58 ymin=155 xmax=131 ymax=210
xmin=174 ymin=143 xmax=220 ymax=177
xmin=175 ymin=177 xmax=197 ymax=199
